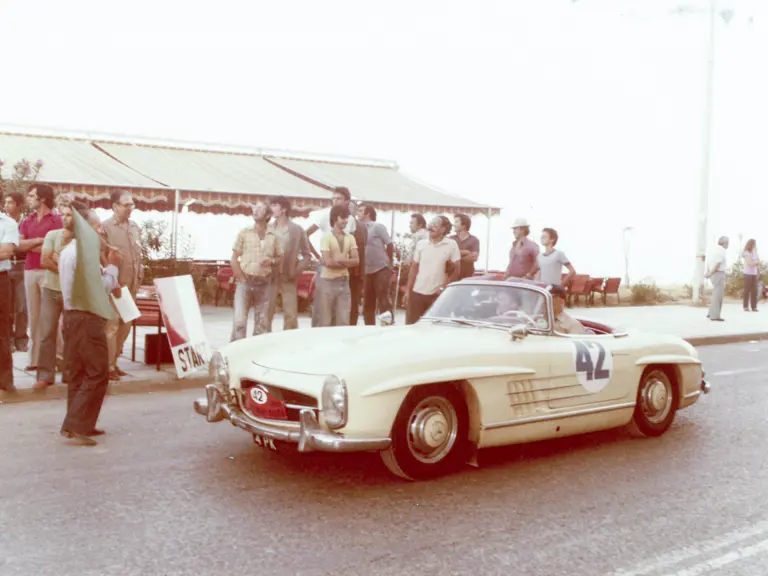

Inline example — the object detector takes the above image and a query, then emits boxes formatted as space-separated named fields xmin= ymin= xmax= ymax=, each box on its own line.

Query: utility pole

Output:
xmin=622 ymin=226 xmax=633 ymax=288
xmin=692 ymin=0 xmax=717 ymax=305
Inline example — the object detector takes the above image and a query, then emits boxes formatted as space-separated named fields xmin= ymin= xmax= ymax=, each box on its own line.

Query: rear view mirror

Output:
xmin=509 ymin=324 xmax=528 ymax=341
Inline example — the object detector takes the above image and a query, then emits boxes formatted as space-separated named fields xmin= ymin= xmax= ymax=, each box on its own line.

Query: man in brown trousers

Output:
xmin=101 ymin=190 xmax=143 ymax=381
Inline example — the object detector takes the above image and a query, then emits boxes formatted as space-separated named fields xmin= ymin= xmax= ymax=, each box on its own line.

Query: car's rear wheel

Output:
xmin=628 ymin=368 xmax=679 ymax=437
xmin=380 ymin=385 xmax=469 ymax=481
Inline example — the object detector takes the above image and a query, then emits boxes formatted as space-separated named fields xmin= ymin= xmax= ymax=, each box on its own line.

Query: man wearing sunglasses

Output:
xmin=101 ymin=190 xmax=143 ymax=381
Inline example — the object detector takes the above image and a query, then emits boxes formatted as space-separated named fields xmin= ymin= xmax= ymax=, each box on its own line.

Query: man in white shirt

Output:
xmin=305 ymin=187 xmax=356 ymax=254
xmin=705 ymin=236 xmax=729 ymax=322
xmin=404 ymin=216 xmax=461 ymax=324
xmin=0 ymin=212 xmax=20 ymax=392
xmin=58 ymin=203 xmax=121 ymax=445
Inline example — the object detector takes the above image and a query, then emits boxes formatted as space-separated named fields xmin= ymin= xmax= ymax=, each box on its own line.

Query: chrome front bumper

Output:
xmin=193 ymin=384 xmax=391 ymax=453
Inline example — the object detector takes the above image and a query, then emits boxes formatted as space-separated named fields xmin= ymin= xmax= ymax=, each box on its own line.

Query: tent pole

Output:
xmin=391 ymin=210 xmax=399 ymax=318
xmin=485 ymin=207 xmax=492 ymax=272
xmin=172 ymin=189 xmax=180 ymax=274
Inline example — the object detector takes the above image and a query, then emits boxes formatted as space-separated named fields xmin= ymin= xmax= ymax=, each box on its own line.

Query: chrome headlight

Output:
xmin=321 ymin=375 xmax=347 ymax=430
xmin=209 ymin=351 xmax=230 ymax=387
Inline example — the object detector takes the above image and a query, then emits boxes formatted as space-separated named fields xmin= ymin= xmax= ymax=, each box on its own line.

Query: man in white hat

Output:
xmin=505 ymin=218 xmax=539 ymax=280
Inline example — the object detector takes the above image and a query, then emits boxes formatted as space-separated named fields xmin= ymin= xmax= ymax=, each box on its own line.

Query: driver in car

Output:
xmin=496 ymin=290 xmax=517 ymax=315
xmin=549 ymin=285 xmax=586 ymax=334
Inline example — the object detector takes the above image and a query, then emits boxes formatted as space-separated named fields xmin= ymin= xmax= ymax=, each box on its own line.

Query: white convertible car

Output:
xmin=194 ymin=279 xmax=710 ymax=481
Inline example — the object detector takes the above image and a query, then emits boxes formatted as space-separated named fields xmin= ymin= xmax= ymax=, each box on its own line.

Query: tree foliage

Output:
xmin=139 ymin=219 xmax=194 ymax=261
xmin=0 ymin=158 xmax=44 ymax=202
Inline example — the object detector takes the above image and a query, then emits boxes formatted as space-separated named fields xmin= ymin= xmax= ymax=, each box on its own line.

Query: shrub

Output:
xmin=631 ymin=281 xmax=664 ymax=305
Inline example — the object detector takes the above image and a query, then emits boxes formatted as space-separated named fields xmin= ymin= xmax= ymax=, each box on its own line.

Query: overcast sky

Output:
xmin=1 ymin=0 xmax=765 ymax=284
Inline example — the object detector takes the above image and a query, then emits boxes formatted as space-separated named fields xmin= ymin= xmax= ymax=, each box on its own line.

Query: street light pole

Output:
xmin=692 ymin=0 xmax=717 ymax=304
xmin=622 ymin=226 xmax=633 ymax=288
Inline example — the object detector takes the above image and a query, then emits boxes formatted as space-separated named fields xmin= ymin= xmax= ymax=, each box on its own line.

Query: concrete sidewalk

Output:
xmin=570 ymin=301 xmax=768 ymax=346
xmin=2 ymin=300 xmax=765 ymax=404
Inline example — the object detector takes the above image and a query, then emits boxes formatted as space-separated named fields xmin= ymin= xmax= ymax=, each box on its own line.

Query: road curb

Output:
xmin=685 ymin=332 xmax=768 ymax=347
xmin=0 ymin=374 xmax=209 ymax=405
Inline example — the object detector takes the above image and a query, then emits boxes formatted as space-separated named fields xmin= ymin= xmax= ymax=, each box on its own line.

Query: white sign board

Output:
xmin=154 ymin=275 xmax=211 ymax=379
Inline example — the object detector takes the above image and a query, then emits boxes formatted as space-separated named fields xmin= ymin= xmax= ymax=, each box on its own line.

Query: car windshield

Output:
xmin=423 ymin=283 xmax=550 ymax=331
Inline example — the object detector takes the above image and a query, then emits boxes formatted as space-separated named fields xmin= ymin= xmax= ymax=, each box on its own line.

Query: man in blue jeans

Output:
xmin=316 ymin=204 xmax=359 ymax=327
xmin=306 ymin=187 xmax=357 ymax=326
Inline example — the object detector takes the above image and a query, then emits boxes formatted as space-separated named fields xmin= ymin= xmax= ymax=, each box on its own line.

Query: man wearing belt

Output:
xmin=58 ymin=203 xmax=121 ymax=446
xmin=404 ymin=216 xmax=461 ymax=324
xmin=3 ymin=192 xmax=29 ymax=353
xmin=267 ymin=196 xmax=311 ymax=331
xmin=305 ymin=187 xmax=356 ymax=327
xmin=0 ymin=210 xmax=20 ymax=393
xmin=451 ymin=213 xmax=481 ymax=279
xmin=34 ymin=207 xmax=72 ymax=389
xmin=358 ymin=204 xmax=394 ymax=325
xmin=101 ymin=190 xmax=143 ymax=380
xmin=706 ymin=236 xmax=729 ymax=322
xmin=316 ymin=204 xmax=359 ymax=327
xmin=231 ymin=201 xmax=282 ymax=340
xmin=18 ymin=184 xmax=63 ymax=371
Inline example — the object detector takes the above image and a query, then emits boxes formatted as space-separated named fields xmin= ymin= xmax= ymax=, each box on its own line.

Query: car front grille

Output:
xmin=239 ymin=379 xmax=318 ymax=423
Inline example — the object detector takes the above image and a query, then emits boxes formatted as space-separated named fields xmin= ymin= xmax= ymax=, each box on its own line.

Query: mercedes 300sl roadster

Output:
xmin=193 ymin=279 xmax=710 ymax=480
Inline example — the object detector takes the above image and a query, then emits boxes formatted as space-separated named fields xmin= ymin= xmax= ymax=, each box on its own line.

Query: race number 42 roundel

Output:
xmin=571 ymin=340 xmax=613 ymax=393
xmin=249 ymin=385 xmax=269 ymax=405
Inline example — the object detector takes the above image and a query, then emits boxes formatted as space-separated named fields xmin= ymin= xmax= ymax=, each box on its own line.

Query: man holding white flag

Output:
xmin=58 ymin=203 xmax=121 ymax=446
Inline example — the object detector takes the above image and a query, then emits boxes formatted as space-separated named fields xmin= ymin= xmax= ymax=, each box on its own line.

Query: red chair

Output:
xmin=297 ymin=270 xmax=316 ymax=312
xmin=599 ymin=277 xmax=622 ymax=305
xmin=588 ymin=277 xmax=606 ymax=305
xmin=567 ymin=274 xmax=592 ymax=307
xmin=215 ymin=267 xmax=235 ymax=307
xmin=131 ymin=296 xmax=165 ymax=371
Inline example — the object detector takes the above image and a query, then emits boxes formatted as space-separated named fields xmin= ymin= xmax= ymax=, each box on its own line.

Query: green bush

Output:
xmin=631 ymin=281 xmax=664 ymax=305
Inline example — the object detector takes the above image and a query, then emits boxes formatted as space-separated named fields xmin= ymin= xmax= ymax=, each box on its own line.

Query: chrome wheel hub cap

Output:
xmin=642 ymin=377 xmax=672 ymax=423
xmin=407 ymin=397 xmax=458 ymax=464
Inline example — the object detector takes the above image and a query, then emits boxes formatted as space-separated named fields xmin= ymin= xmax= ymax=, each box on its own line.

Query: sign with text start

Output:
xmin=154 ymin=275 xmax=211 ymax=379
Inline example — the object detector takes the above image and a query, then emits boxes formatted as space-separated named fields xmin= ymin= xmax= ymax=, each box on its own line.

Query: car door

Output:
xmin=546 ymin=333 xmax=635 ymax=409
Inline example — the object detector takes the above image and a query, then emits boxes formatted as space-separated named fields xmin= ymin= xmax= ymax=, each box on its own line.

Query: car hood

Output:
xmin=235 ymin=323 xmax=518 ymax=377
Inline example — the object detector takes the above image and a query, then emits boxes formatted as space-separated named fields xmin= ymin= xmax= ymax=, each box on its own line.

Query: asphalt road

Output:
xmin=1 ymin=341 xmax=767 ymax=576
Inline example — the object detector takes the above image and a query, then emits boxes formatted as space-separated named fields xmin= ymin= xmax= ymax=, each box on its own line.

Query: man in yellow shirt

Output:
xmin=317 ymin=204 xmax=359 ymax=327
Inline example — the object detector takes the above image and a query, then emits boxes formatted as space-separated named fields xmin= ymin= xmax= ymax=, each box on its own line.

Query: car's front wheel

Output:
xmin=628 ymin=368 xmax=679 ymax=437
xmin=380 ymin=385 xmax=469 ymax=481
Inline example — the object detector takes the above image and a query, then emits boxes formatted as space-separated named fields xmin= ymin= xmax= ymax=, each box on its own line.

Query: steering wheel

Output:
xmin=499 ymin=309 xmax=537 ymax=327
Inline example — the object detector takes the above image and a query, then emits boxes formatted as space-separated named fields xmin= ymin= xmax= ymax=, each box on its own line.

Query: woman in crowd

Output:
xmin=742 ymin=239 xmax=759 ymax=312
